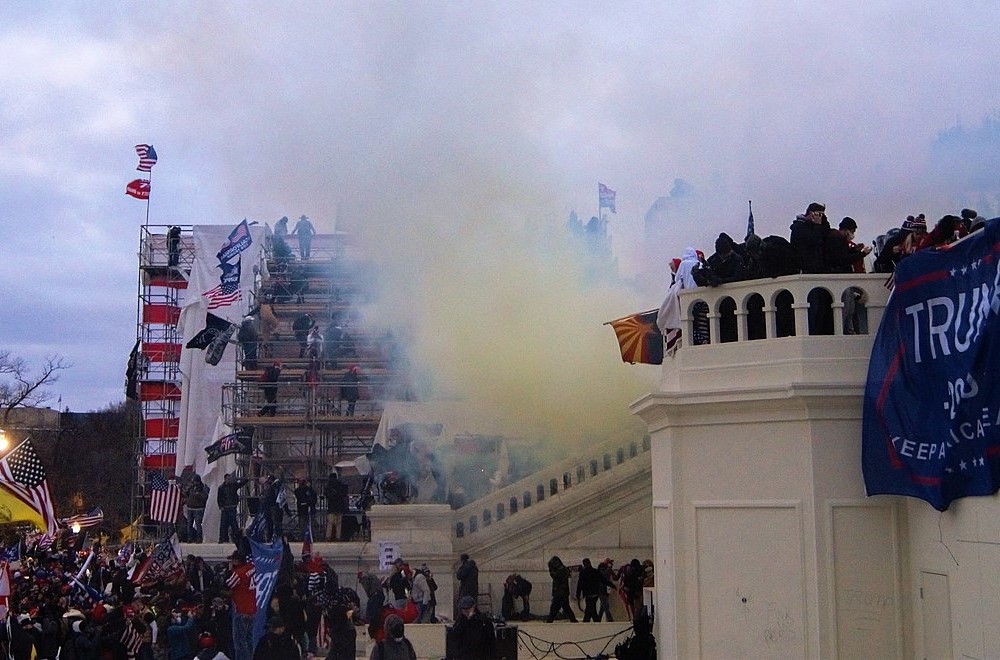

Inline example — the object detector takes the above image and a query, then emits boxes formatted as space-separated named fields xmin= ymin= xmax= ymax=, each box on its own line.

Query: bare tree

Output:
xmin=0 ymin=351 xmax=71 ymax=425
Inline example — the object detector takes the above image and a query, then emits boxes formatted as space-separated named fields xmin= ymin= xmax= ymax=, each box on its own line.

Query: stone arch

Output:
xmin=745 ymin=292 xmax=766 ymax=340
xmin=807 ymin=286 xmax=835 ymax=335
xmin=718 ymin=296 xmax=738 ymax=343
xmin=773 ymin=289 xmax=796 ymax=337
xmin=690 ymin=299 xmax=711 ymax=345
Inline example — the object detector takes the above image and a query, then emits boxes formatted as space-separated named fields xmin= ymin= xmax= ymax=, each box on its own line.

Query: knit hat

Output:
xmin=902 ymin=216 xmax=927 ymax=232
xmin=459 ymin=596 xmax=476 ymax=610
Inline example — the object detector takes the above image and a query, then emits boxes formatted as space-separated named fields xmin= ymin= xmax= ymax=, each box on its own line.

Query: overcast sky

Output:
xmin=2 ymin=3 xmax=999 ymax=430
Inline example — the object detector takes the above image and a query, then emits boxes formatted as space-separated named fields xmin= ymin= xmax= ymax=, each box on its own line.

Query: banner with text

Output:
xmin=863 ymin=219 xmax=1000 ymax=510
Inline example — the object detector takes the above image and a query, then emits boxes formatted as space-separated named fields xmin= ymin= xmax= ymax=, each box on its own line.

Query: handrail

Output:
xmin=675 ymin=272 xmax=891 ymax=344
xmin=452 ymin=436 xmax=651 ymax=539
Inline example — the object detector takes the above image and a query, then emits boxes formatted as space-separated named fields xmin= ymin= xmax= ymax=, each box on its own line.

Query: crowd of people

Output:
xmin=661 ymin=204 xmax=991 ymax=341
xmin=0 ymin=529 xmax=656 ymax=660
xmin=676 ymin=203 xmax=989 ymax=287
xmin=0 ymin=535 xmax=360 ymax=660
xmin=166 ymin=470 xmax=361 ymax=547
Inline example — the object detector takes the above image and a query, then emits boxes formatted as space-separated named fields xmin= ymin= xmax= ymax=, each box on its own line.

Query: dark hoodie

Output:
xmin=547 ymin=556 xmax=571 ymax=599
xmin=790 ymin=214 xmax=831 ymax=273
xmin=372 ymin=615 xmax=416 ymax=660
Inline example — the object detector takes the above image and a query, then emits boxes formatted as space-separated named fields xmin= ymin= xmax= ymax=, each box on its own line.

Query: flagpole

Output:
xmin=145 ymin=167 xmax=152 ymax=226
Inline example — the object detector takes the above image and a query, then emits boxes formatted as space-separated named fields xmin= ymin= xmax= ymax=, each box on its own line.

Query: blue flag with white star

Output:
xmin=863 ymin=218 xmax=1000 ymax=510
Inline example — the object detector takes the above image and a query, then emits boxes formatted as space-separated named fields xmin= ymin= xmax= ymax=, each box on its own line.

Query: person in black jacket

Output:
xmin=217 ymin=472 xmax=249 ymax=544
xmin=789 ymin=202 xmax=831 ymax=274
xmin=447 ymin=596 xmax=496 ymax=659
xmin=705 ymin=233 xmax=747 ymax=284
xmin=324 ymin=471 xmax=350 ymax=541
xmin=252 ymin=616 xmax=300 ymax=660
xmin=575 ymin=558 xmax=612 ymax=622
xmin=258 ymin=361 xmax=282 ymax=417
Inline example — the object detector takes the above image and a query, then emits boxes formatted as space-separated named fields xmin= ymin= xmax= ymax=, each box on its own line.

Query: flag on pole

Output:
xmin=60 ymin=507 xmax=104 ymax=531
xmin=148 ymin=472 xmax=181 ymax=523
xmin=135 ymin=144 xmax=158 ymax=172
xmin=205 ymin=428 xmax=253 ymax=463
xmin=126 ymin=179 xmax=151 ymax=200
xmin=0 ymin=439 xmax=58 ymax=535
xmin=606 ymin=310 xmax=664 ymax=365
xmin=599 ymin=183 xmax=617 ymax=213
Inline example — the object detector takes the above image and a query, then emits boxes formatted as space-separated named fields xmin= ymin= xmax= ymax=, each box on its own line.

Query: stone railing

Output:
xmin=676 ymin=272 xmax=891 ymax=343
xmin=452 ymin=436 xmax=651 ymax=539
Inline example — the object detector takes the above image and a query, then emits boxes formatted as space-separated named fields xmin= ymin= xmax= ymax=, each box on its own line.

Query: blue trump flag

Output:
xmin=249 ymin=536 xmax=284 ymax=647
xmin=863 ymin=218 xmax=1000 ymax=510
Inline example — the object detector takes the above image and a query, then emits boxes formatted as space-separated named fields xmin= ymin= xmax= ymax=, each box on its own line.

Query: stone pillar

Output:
xmin=368 ymin=504 xmax=456 ymax=615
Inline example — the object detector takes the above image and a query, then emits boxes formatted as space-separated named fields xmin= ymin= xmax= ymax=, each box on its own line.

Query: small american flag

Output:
xmin=135 ymin=144 xmax=158 ymax=172
xmin=205 ymin=283 xmax=242 ymax=310
xmin=61 ymin=506 xmax=104 ymax=530
xmin=148 ymin=472 xmax=181 ymax=523
xmin=0 ymin=439 xmax=59 ymax=535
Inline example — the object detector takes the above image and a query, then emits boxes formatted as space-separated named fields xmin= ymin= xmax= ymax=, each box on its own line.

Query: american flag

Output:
xmin=204 ymin=283 xmax=242 ymax=310
xmin=216 ymin=219 xmax=252 ymax=262
xmin=599 ymin=182 xmax=617 ymax=213
xmin=316 ymin=613 xmax=330 ymax=649
xmin=148 ymin=472 xmax=181 ymax=523
xmin=61 ymin=506 xmax=104 ymax=530
xmin=120 ymin=619 xmax=143 ymax=659
xmin=35 ymin=533 xmax=54 ymax=551
xmin=0 ymin=439 xmax=58 ymax=535
xmin=135 ymin=144 xmax=158 ymax=172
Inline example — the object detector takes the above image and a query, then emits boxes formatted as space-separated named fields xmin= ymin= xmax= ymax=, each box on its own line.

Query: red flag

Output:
xmin=126 ymin=179 xmax=150 ymax=200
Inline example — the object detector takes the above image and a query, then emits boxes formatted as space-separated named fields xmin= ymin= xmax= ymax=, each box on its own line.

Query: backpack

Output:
xmin=690 ymin=261 xmax=719 ymax=287
xmin=759 ymin=235 xmax=801 ymax=278
xmin=426 ymin=574 xmax=438 ymax=592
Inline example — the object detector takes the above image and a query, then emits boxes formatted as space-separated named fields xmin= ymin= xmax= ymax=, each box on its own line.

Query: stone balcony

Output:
xmin=661 ymin=273 xmax=891 ymax=393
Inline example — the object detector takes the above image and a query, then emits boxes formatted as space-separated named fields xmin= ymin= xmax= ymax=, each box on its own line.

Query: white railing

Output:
xmin=676 ymin=273 xmax=891 ymax=344
xmin=453 ymin=436 xmax=651 ymax=539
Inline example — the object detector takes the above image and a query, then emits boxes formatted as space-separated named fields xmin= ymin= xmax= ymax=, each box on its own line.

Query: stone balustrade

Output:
xmin=453 ymin=436 xmax=651 ymax=539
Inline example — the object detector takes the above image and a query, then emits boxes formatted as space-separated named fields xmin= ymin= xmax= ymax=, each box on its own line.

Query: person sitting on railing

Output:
xmin=705 ymin=233 xmax=747 ymax=285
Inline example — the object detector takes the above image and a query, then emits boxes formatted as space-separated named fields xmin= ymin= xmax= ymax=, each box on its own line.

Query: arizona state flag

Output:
xmin=606 ymin=310 xmax=664 ymax=365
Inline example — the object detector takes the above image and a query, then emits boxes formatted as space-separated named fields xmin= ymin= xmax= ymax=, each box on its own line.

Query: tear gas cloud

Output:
xmin=2 ymin=3 xmax=1000 ymax=417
